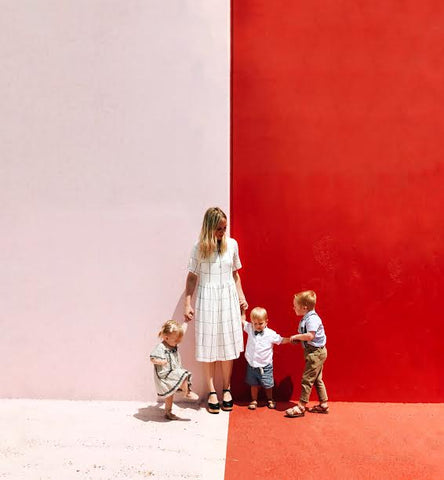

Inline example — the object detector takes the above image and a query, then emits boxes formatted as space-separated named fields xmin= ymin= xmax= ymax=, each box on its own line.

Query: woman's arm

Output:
xmin=233 ymin=271 xmax=248 ymax=310
xmin=184 ymin=272 xmax=198 ymax=320
xmin=240 ymin=307 xmax=247 ymax=327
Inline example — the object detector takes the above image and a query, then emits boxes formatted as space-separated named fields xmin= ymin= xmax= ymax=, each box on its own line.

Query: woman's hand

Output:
xmin=233 ymin=271 xmax=248 ymax=310
xmin=184 ymin=272 xmax=197 ymax=321
xmin=239 ymin=297 xmax=248 ymax=310
xmin=184 ymin=304 xmax=194 ymax=321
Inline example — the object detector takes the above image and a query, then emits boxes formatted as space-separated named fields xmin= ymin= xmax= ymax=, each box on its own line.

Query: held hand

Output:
xmin=184 ymin=304 xmax=194 ymax=321
xmin=290 ymin=336 xmax=300 ymax=344
xmin=239 ymin=297 xmax=248 ymax=310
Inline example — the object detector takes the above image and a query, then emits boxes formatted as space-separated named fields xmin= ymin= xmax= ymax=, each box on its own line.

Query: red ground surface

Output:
xmin=225 ymin=402 xmax=444 ymax=480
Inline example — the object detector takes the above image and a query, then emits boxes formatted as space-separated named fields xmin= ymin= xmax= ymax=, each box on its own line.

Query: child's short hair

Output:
xmin=294 ymin=290 xmax=317 ymax=310
xmin=250 ymin=307 xmax=268 ymax=321
xmin=158 ymin=320 xmax=184 ymax=338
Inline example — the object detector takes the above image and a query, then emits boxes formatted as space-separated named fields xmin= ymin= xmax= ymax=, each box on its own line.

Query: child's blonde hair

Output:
xmin=158 ymin=320 xmax=184 ymax=339
xmin=198 ymin=207 xmax=227 ymax=260
xmin=250 ymin=306 xmax=268 ymax=321
xmin=294 ymin=290 xmax=317 ymax=310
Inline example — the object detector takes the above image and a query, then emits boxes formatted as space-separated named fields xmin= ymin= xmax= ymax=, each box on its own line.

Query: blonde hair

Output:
xmin=250 ymin=306 xmax=268 ymax=321
xmin=198 ymin=207 xmax=227 ymax=260
xmin=158 ymin=320 xmax=184 ymax=339
xmin=294 ymin=290 xmax=317 ymax=310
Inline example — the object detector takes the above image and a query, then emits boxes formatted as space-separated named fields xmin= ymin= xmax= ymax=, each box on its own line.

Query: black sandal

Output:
xmin=207 ymin=392 xmax=220 ymax=414
xmin=221 ymin=389 xmax=233 ymax=412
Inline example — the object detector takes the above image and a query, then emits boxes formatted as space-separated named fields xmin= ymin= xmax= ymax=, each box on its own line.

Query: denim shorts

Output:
xmin=245 ymin=363 xmax=274 ymax=389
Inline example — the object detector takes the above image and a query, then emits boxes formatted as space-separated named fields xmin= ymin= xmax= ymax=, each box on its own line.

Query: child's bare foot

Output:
xmin=165 ymin=410 xmax=179 ymax=420
xmin=183 ymin=390 xmax=199 ymax=401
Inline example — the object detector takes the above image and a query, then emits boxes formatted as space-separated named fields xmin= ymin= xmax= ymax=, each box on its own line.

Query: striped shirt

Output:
xmin=298 ymin=310 xmax=326 ymax=348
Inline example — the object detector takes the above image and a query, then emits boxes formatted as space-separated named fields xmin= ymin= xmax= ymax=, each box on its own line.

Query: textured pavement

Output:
xmin=0 ymin=399 xmax=229 ymax=480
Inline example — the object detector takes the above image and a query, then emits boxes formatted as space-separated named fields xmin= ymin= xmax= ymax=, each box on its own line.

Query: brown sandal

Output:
xmin=267 ymin=399 xmax=276 ymax=409
xmin=285 ymin=405 xmax=305 ymax=418
xmin=248 ymin=400 xmax=258 ymax=410
xmin=308 ymin=404 xmax=329 ymax=414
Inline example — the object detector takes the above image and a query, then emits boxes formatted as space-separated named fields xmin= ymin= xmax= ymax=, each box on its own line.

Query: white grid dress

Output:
xmin=188 ymin=237 xmax=244 ymax=362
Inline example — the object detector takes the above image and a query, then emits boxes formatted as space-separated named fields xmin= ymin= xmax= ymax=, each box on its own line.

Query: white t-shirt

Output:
xmin=244 ymin=322 xmax=283 ymax=367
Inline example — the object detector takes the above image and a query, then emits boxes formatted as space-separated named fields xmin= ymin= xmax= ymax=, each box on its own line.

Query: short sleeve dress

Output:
xmin=188 ymin=237 xmax=244 ymax=362
xmin=150 ymin=342 xmax=191 ymax=398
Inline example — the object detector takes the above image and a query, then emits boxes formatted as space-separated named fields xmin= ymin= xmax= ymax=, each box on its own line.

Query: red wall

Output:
xmin=231 ymin=1 xmax=444 ymax=402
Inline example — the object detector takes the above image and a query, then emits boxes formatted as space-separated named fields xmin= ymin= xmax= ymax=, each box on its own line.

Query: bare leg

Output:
xmin=180 ymin=377 xmax=189 ymax=393
xmin=180 ymin=377 xmax=199 ymax=401
xmin=165 ymin=395 xmax=173 ymax=412
xmin=248 ymin=385 xmax=259 ymax=410
xmin=250 ymin=385 xmax=259 ymax=402
xmin=265 ymin=388 xmax=276 ymax=409
xmin=221 ymin=360 xmax=233 ymax=402
xmin=164 ymin=396 xmax=178 ymax=420
xmin=203 ymin=362 xmax=218 ymax=404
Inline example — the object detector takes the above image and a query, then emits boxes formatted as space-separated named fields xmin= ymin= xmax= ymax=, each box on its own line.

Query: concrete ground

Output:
xmin=0 ymin=399 xmax=229 ymax=480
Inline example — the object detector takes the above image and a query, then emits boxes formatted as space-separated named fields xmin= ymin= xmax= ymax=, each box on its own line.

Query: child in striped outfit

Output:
xmin=150 ymin=320 xmax=199 ymax=420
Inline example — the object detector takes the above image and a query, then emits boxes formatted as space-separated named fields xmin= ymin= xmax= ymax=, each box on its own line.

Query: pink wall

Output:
xmin=0 ymin=2 xmax=230 ymax=400
xmin=231 ymin=1 xmax=444 ymax=402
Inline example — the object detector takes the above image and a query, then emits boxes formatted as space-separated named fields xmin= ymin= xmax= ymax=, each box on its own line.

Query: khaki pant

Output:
xmin=300 ymin=345 xmax=328 ymax=403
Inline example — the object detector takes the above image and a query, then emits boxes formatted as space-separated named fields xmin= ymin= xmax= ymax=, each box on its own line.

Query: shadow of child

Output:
xmin=134 ymin=401 xmax=201 ymax=423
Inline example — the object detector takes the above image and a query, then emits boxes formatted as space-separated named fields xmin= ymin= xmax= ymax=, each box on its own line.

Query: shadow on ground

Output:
xmin=133 ymin=401 xmax=202 ymax=423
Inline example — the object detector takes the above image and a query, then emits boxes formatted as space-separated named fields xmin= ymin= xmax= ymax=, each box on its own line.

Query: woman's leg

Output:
xmin=203 ymin=361 xmax=218 ymax=403
xmin=221 ymin=360 xmax=233 ymax=402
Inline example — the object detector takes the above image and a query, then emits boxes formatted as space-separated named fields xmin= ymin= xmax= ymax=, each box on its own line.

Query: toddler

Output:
xmin=286 ymin=290 xmax=329 ymax=418
xmin=150 ymin=320 xmax=198 ymax=420
xmin=242 ymin=307 xmax=291 ymax=410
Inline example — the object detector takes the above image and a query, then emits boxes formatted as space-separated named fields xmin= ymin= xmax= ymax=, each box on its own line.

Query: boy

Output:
xmin=242 ymin=307 xmax=291 ymax=410
xmin=286 ymin=290 xmax=329 ymax=418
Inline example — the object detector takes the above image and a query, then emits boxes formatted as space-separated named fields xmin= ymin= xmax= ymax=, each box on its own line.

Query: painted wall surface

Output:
xmin=232 ymin=1 xmax=444 ymax=402
xmin=0 ymin=1 xmax=230 ymax=400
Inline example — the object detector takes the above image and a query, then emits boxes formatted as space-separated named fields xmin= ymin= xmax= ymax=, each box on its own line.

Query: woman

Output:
xmin=184 ymin=207 xmax=248 ymax=413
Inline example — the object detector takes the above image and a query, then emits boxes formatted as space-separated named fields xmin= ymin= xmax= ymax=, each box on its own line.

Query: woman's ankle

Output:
xmin=223 ymin=390 xmax=232 ymax=400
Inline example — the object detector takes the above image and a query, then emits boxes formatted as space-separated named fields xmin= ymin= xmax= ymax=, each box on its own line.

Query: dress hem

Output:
xmin=156 ymin=371 xmax=191 ymax=398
